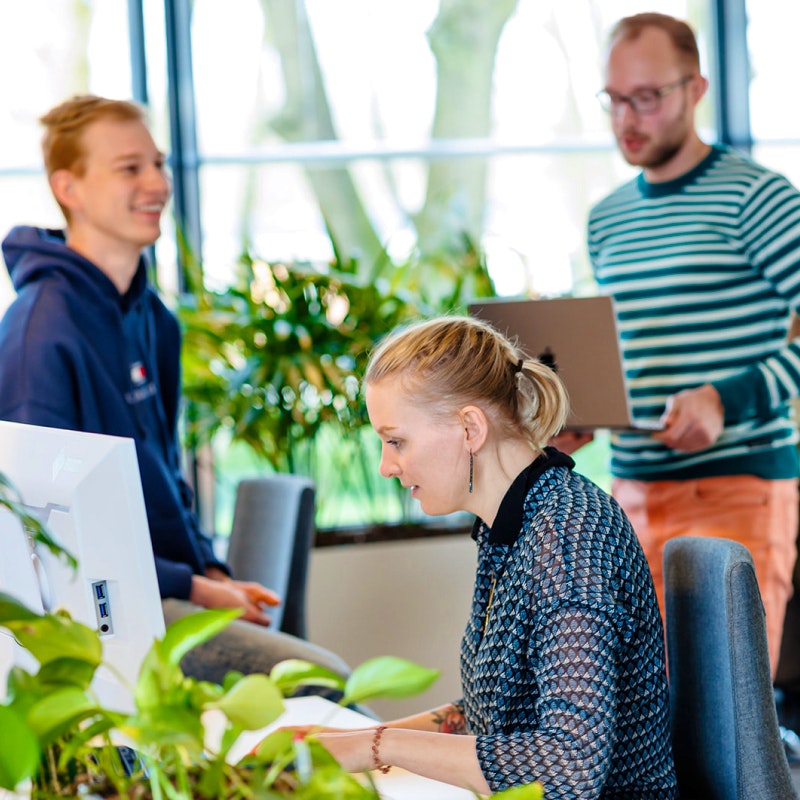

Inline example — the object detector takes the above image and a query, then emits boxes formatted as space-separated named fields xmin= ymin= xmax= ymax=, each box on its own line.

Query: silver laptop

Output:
xmin=468 ymin=296 xmax=662 ymax=431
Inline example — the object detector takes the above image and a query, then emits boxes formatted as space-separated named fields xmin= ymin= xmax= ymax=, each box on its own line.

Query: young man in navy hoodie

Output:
xmin=0 ymin=94 xmax=350 ymax=684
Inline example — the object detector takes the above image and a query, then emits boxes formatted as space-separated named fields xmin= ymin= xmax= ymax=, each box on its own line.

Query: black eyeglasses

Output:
xmin=596 ymin=76 xmax=694 ymax=115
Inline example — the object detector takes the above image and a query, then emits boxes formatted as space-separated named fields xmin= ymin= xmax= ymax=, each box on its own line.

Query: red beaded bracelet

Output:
xmin=371 ymin=725 xmax=391 ymax=774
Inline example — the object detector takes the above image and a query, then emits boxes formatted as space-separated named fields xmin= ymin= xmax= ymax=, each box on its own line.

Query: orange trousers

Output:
xmin=613 ymin=475 xmax=798 ymax=677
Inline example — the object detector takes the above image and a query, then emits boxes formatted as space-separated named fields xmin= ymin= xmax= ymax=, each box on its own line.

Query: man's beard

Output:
xmin=632 ymin=136 xmax=685 ymax=170
xmin=619 ymin=102 xmax=690 ymax=171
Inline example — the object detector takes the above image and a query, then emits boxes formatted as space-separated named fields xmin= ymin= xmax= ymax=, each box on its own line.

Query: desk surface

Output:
xmin=204 ymin=695 xmax=477 ymax=799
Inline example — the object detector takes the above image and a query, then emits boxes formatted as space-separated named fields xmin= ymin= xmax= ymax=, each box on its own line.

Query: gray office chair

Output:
xmin=664 ymin=536 xmax=798 ymax=800
xmin=226 ymin=474 xmax=316 ymax=639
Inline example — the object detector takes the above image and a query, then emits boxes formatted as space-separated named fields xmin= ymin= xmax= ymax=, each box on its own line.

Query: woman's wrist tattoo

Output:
xmin=432 ymin=701 xmax=467 ymax=734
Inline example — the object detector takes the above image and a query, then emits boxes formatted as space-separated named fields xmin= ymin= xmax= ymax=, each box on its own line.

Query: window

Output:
xmin=6 ymin=1 xmax=777 ymax=533
xmin=747 ymin=0 xmax=800 ymax=187
xmin=0 ymin=0 xmax=134 ymax=312
xmin=186 ymin=0 xmax=705 ymax=293
xmin=181 ymin=0 xmax=705 ymax=529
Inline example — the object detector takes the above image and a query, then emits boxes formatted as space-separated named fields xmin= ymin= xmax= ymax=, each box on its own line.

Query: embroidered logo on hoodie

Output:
xmin=126 ymin=360 xmax=157 ymax=404
xmin=130 ymin=361 xmax=147 ymax=385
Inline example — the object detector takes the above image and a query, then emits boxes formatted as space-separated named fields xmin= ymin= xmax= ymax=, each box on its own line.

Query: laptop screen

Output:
xmin=468 ymin=296 xmax=641 ymax=430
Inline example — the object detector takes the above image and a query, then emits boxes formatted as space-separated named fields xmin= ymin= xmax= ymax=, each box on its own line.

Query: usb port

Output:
xmin=91 ymin=580 xmax=114 ymax=636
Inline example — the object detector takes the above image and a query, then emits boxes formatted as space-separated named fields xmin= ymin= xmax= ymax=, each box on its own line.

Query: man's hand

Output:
xmin=653 ymin=383 xmax=724 ymax=453
xmin=550 ymin=430 xmax=594 ymax=454
xmin=190 ymin=571 xmax=281 ymax=626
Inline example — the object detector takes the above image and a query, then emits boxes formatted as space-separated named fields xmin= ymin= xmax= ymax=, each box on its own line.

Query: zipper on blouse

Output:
xmin=482 ymin=570 xmax=496 ymax=636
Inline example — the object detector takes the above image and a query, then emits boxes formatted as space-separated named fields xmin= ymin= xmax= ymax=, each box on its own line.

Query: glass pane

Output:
xmin=485 ymin=150 xmax=637 ymax=297
xmin=0 ymin=0 xmax=134 ymax=313
xmin=192 ymin=0 xmax=703 ymax=148
xmin=751 ymin=144 xmax=800 ymax=195
xmin=746 ymin=0 xmax=800 ymax=140
xmin=0 ymin=0 xmax=132 ymax=170
xmin=0 ymin=175 xmax=62 ymax=316
xmin=198 ymin=163 xmax=334 ymax=288
xmin=196 ymin=150 xmax=639 ymax=298
xmin=189 ymin=0 xmax=707 ymax=283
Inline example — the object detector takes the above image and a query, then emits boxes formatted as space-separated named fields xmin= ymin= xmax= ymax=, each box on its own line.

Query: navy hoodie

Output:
xmin=0 ymin=225 xmax=229 ymax=599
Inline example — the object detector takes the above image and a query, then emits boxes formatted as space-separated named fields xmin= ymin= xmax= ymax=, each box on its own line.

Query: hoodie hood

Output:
xmin=2 ymin=225 xmax=148 ymax=308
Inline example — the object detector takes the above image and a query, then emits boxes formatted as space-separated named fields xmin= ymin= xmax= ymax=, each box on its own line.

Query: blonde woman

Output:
xmin=286 ymin=315 xmax=677 ymax=799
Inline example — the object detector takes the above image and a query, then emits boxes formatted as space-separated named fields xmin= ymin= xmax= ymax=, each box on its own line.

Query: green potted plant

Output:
xmin=176 ymin=235 xmax=496 ymax=529
xmin=0 ymin=594 xmax=542 ymax=800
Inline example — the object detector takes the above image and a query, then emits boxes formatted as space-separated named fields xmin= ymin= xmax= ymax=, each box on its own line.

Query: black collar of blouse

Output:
xmin=470 ymin=447 xmax=575 ymax=546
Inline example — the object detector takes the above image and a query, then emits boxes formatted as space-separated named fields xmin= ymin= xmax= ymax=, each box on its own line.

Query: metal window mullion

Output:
xmin=163 ymin=0 xmax=202 ymax=288
xmin=127 ymin=0 xmax=149 ymax=105
xmin=711 ymin=0 xmax=752 ymax=152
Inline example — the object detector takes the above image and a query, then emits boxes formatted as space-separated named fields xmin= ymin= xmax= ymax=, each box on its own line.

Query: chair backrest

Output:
xmin=664 ymin=535 xmax=798 ymax=800
xmin=226 ymin=474 xmax=316 ymax=639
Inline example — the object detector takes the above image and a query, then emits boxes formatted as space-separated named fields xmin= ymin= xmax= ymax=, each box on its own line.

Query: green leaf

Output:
xmin=156 ymin=607 xmax=242 ymax=668
xmin=56 ymin=716 xmax=117 ymax=768
xmin=342 ymin=656 xmax=439 ymax=707
xmin=210 ymin=673 xmax=285 ymax=730
xmin=252 ymin=728 xmax=294 ymax=763
xmin=269 ymin=659 xmax=346 ymax=697
xmin=37 ymin=656 xmax=100 ymax=690
xmin=0 ymin=706 xmax=40 ymax=790
xmin=295 ymin=762 xmax=379 ymax=800
xmin=132 ymin=655 xmax=180 ymax=710
xmin=0 ymin=597 xmax=102 ymax=668
xmin=135 ymin=608 xmax=242 ymax=708
xmin=194 ymin=757 xmax=227 ymax=798
xmin=189 ymin=677 xmax=225 ymax=707
xmin=221 ymin=670 xmax=245 ymax=691
xmin=0 ymin=480 xmax=77 ymax=569
xmin=121 ymin=705 xmax=206 ymax=751
xmin=26 ymin=686 xmax=101 ymax=741
xmin=0 ymin=592 xmax=44 ymax=623
xmin=4 ymin=666 xmax=45 ymax=714
xmin=304 ymin=737 xmax=345 ymax=770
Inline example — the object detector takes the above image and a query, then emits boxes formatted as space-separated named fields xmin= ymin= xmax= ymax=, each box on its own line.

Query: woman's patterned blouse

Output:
xmin=460 ymin=448 xmax=678 ymax=799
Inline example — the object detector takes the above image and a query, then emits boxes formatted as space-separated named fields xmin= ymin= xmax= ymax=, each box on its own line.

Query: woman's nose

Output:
xmin=379 ymin=449 xmax=398 ymax=479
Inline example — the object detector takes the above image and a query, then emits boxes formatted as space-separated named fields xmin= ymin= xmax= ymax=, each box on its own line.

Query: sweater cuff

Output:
xmin=711 ymin=366 xmax=771 ymax=423
xmin=155 ymin=558 xmax=195 ymax=601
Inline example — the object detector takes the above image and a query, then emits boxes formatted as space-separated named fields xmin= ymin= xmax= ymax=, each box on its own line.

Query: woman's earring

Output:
xmin=469 ymin=450 xmax=474 ymax=494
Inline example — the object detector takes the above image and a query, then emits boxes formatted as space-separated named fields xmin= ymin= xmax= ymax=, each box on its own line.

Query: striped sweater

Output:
xmin=587 ymin=144 xmax=800 ymax=481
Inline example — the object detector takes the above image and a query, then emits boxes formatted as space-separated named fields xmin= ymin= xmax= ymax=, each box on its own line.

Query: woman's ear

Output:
xmin=460 ymin=405 xmax=488 ymax=452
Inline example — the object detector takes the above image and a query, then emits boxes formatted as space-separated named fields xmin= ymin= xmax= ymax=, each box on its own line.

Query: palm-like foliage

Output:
xmin=177 ymin=236 xmax=495 ymax=476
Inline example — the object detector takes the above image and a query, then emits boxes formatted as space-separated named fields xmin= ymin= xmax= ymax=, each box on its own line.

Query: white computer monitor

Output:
xmin=0 ymin=506 xmax=43 ymax=688
xmin=0 ymin=420 xmax=165 ymax=711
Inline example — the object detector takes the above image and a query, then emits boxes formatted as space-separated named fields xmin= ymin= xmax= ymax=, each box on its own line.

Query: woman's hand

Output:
xmin=314 ymin=729 xmax=379 ymax=773
xmin=248 ymin=725 xmax=364 ymax=757
xmin=267 ymin=724 xmax=490 ymax=794
xmin=265 ymin=726 xmax=386 ymax=774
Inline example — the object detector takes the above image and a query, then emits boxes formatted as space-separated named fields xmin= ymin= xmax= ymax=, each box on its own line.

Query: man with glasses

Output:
xmin=586 ymin=12 xmax=800 ymax=705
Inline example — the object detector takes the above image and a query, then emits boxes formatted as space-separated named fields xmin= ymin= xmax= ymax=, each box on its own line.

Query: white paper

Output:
xmin=203 ymin=696 xmax=479 ymax=799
